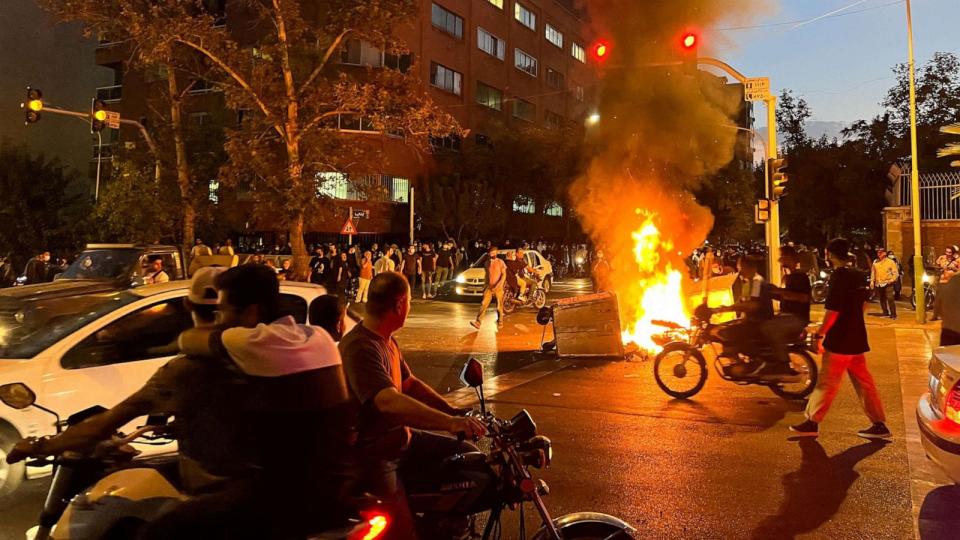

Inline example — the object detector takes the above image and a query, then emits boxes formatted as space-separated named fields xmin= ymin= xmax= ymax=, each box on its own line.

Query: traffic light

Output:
xmin=590 ymin=39 xmax=611 ymax=64
xmin=22 ymin=87 xmax=43 ymax=124
xmin=768 ymin=157 xmax=789 ymax=200
xmin=939 ymin=123 xmax=960 ymax=168
xmin=678 ymin=31 xmax=700 ymax=74
xmin=91 ymin=99 xmax=108 ymax=133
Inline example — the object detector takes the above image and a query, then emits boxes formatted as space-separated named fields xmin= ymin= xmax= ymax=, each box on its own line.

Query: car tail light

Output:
xmin=349 ymin=512 xmax=390 ymax=540
xmin=945 ymin=380 xmax=960 ymax=424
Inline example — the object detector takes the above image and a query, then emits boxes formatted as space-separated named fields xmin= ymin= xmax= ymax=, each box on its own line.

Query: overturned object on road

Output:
xmin=547 ymin=292 xmax=624 ymax=358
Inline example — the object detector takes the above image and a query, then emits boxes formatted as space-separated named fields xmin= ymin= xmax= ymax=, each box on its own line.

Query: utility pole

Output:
xmin=409 ymin=186 xmax=415 ymax=246
xmin=905 ymin=0 xmax=926 ymax=323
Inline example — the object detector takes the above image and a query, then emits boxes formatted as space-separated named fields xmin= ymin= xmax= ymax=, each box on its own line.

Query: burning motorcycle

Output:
xmin=0 ymin=383 xmax=390 ymax=540
xmin=404 ymin=359 xmax=636 ymax=540
xmin=651 ymin=305 xmax=819 ymax=400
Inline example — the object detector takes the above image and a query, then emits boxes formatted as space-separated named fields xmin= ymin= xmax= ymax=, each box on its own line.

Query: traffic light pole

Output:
xmin=38 ymin=105 xmax=161 ymax=187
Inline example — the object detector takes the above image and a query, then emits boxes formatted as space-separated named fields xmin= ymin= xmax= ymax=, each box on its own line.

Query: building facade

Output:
xmin=91 ymin=0 xmax=597 ymax=244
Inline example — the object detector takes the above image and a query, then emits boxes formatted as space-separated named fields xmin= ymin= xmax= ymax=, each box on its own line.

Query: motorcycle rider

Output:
xmin=709 ymin=256 xmax=776 ymax=376
xmin=5 ymin=267 xmax=335 ymax=539
xmin=766 ymin=246 xmax=812 ymax=374
xmin=340 ymin=271 xmax=486 ymax=538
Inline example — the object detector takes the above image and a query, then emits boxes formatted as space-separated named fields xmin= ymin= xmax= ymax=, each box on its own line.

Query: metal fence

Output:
xmin=898 ymin=170 xmax=960 ymax=220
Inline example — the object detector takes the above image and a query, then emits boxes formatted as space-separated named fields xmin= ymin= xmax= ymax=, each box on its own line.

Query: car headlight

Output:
xmin=455 ymin=274 xmax=467 ymax=284
xmin=575 ymin=257 xmax=585 ymax=264
xmin=819 ymin=270 xmax=827 ymax=279
xmin=923 ymin=273 xmax=932 ymax=284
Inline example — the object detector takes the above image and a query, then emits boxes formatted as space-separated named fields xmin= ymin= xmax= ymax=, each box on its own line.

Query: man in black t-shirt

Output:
xmin=763 ymin=246 xmax=812 ymax=374
xmin=791 ymin=238 xmax=890 ymax=440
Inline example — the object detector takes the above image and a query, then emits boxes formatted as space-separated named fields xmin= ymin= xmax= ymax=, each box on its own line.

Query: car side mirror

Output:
xmin=459 ymin=358 xmax=484 ymax=388
xmin=0 ymin=383 xmax=36 ymax=410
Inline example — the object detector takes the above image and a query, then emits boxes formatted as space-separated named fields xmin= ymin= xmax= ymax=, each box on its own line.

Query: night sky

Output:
xmin=0 ymin=0 xmax=111 ymax=178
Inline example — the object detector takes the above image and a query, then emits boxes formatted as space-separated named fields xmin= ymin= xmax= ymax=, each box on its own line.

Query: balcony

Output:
xmin=96 ymin=85 xmax=122 ymax=103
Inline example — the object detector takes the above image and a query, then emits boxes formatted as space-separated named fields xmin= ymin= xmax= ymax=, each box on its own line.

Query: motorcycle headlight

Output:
xmin=575 ymin=257 xmax=585 ymax=264
xmin=455 ymin=274 xmax=467 ymax=284
xmin=819 ymin=270 xmax=827 ymax=279
xmin=506 ymin=410 xmax=537 ymax=441
xmin=520 ymin=436 xmax=553 ymax=469
xmin=923 ymin=273 xmax=932 ymax=284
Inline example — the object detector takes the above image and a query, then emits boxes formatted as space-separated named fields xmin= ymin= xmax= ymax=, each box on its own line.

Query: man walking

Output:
xmin=470 ymin=246 xmax=507 ymax=330
xmin=870 ymin=247 xmax=898 ymax=320
xmin=399 ymin=246 xmax=421 ymax=297
xmin=791 ymin=238 xmax=891 ymax=439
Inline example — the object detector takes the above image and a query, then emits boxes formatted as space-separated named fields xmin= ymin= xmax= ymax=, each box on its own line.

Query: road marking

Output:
xmin=444 ymin=358 xmax=574 ymax=407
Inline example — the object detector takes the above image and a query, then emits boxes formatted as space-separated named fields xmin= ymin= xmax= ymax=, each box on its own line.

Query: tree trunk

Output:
xmin=289 ymin=210 xmax=309 ymax=280
xmin=166 ymin=66 xmax=196 ymax=264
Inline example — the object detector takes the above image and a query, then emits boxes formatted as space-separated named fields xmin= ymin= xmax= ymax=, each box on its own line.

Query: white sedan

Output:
xmin=451 ymin=250 xmax=554 ymax=298
xmin=0 ymin=280 xmax=327 ymax=504
xmin=917 ymin=345 xmax=960 ymax=483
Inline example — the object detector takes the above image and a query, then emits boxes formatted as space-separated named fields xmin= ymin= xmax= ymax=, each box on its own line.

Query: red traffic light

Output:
xmin=681 ymin=32 xmax=698 ymax=50
xmin=590 ymin=40 xmax=611 ymax=62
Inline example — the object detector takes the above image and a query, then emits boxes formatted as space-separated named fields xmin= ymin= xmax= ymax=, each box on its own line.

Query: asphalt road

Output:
xmin=0 ymin=279 xmax=955 ymax=539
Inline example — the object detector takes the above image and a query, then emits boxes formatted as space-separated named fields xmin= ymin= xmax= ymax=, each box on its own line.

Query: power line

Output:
xmin=714 ymin=0 xmax=904 ymax=32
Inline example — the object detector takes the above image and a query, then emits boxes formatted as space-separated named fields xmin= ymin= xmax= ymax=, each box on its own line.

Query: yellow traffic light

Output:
xmin=768 ymin=157 xmax=789 ymax=200
xmin=93 ymin=109 xmax=108 ymax=122
xmin=27 ymin=99 xmax=43 ymax=112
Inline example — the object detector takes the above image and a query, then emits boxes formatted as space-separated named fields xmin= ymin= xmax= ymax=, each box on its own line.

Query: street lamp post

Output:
xmin=905 ymin=0 xmax=925 ymax=323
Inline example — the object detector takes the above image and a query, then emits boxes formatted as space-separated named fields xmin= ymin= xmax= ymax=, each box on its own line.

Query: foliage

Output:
xmin=0 ymin=142 xmax=93 ymax=259
xmin=92 ymin=158 xmax=180 ymax=243
xmin=696 ymin=161 xmax=760 ymax=242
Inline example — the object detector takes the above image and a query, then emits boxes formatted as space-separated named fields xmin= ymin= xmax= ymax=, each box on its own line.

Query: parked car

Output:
xmin=0 ymin=280 xmax=327 ymax=504
xmin=447 ymin=250 xmax=553 ymax=299
xmin=12 ymin=244 xmax=187 ymax=292
xmin=917 ymin=345 xmax=960 ymax=483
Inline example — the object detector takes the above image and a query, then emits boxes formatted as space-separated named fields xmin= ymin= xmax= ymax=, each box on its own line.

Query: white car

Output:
xmin=917 ymin=345 xmax=960 ymax=483
xmin=0 ymin=280 xmax=327 ymax=503
xmin=451 ymin=250 xmax=554 ymax=298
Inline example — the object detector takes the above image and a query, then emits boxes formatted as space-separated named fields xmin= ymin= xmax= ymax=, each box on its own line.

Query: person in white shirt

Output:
xmin=144 ymin=256 xmax=170 ymax=284
xmin=870 ymin=247 xmax=898 ymax=319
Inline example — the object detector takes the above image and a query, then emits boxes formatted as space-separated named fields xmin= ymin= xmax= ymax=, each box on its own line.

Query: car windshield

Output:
xmin=60 ymin=249 xmax=141 ymax=281
xmin=470 ymin=253 xmax=510 ymax=268
xmin=0 ymin=291 xmax=140 ymax=359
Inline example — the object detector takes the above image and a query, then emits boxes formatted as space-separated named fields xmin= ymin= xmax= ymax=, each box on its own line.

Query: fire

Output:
xmin=619 ymin=211 xmax=691 ymax=352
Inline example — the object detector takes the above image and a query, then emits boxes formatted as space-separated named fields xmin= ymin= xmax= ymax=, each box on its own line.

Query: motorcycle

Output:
xmin=910 ymin=269 xmax=938 ymax=311
xmin=651 ymin=305 xmax=819 ymax=400
xmin=0 ymin=383 xmax=390 ymax=540
xmin=809 ymin=268 xmax=830 ymax=304
xmin=502 ymin=276 xmax=548 ymax=314
xmin=404 ymin=358 xmax=637 ymax=540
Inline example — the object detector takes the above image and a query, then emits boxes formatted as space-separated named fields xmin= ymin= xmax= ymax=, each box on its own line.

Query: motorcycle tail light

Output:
xmin=349 ymin=512 xmax=390 ymax=540
xmin=945 ymin=380 xmax=960 ymax=425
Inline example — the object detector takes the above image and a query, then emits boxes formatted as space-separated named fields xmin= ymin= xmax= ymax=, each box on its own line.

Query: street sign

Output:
xmin=352 ymin=209 xmax=369 ymax=220
xmin=105 ymin=111 xmax=121 ymax=129
xmin=755 ymin=199 xmax=770 ymax=224
xmin=743 ymin=77 xmax=770 ymax=101
xmin=340 ymin=218 xmax=357 ymax=235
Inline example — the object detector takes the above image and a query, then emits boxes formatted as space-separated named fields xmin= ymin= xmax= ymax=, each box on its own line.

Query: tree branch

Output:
xmin=298 ymin=29 xmax=353 ymax=96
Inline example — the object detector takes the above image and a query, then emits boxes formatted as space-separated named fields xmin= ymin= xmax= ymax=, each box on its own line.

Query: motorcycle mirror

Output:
xmin=459 ymin=358 xmax=484 ymax=388
xmin=0 ymin=382 xmax=37 ymax=410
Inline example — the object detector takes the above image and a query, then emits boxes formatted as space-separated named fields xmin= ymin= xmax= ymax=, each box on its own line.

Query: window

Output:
xmin=208 ymin=179 xmax=220 ymax=204
xmin=430 ymin=62 xmax=462 ymax=95
xmin=384 ymin=52 xmax=413 ymax=73
xmin=546 ymin=67 xmax=565 ymax=89
xmin=188 ymin=112 xmax=208 ymax=131
xmin=512 ymin=98 xmax=535 ymax=122
xmin=572 ymin=42 xmax=586 ymax=63
xmin=545 ymin=201 xmax=564 ymax=217
xmin=514 ymin=2 xmax=536 ymax=30
xmin=574 ymin=85 xmax=585 ymax=102
xmin=391 ymin=177 xmax=410 ymax=203
xmin=188 ymin=78 xmax=218 ymax=94
xmin=430 ymin=135 xmax=462 ymax=152
xmin=545 ymin=110 xmax=564 ymax=129
xmin=545 ymin=24 xmax=563 ymax=48
xmin=431 ymin=3 xmax=464 ymax=39
xmin=61 ymin=298 xmax=193 ymax=369
xmin=513 ymin=195 xmax=535 ymax=214
xmin=317 ymin=172 xmax=356 ymax=200
xmin=486 ymin=0 xmax=503 ymax=8
xmin=476 ymin=82 xmax=503 ymax=111
xmin=477 ymin=27 xmax=506 ymax=60
xmin=514 ymin=49 xmax=537 ymax=77
xmin=340 ymin=39 xmax=383 ymax=67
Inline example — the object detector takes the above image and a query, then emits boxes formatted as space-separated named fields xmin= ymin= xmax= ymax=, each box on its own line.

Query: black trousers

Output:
xmin=877 ymin=284 xmax=897 ymax=317
xmin=363 ymin=430 xmax=478 ymax=540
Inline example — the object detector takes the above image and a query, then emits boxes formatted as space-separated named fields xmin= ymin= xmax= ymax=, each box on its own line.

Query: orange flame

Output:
xmin=619 ymin=211 xmax=690 ymax=351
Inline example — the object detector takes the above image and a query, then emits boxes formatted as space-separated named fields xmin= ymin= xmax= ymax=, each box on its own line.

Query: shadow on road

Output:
xmin=919 ymin=485 xmax=960 ymax=539
xmin=750 ymin=438 xmax=889 ymax=539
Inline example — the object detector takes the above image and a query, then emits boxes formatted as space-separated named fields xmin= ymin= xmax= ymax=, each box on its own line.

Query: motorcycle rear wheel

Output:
xmin=769 ymin=349 xmax=818 ymax=400
xmin=653 ymin=343 xmax=708 ymax=399
xmin=533 ymin=289 xmax=547 ymax=309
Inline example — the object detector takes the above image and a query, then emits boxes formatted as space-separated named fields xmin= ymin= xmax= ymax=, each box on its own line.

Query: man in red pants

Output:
xmin=790 ymin=237 xmax=891 ymax=440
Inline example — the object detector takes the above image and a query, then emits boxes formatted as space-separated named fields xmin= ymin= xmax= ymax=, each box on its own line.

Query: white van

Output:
xmin=0 ymin=280 xmax=326 ymax=503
